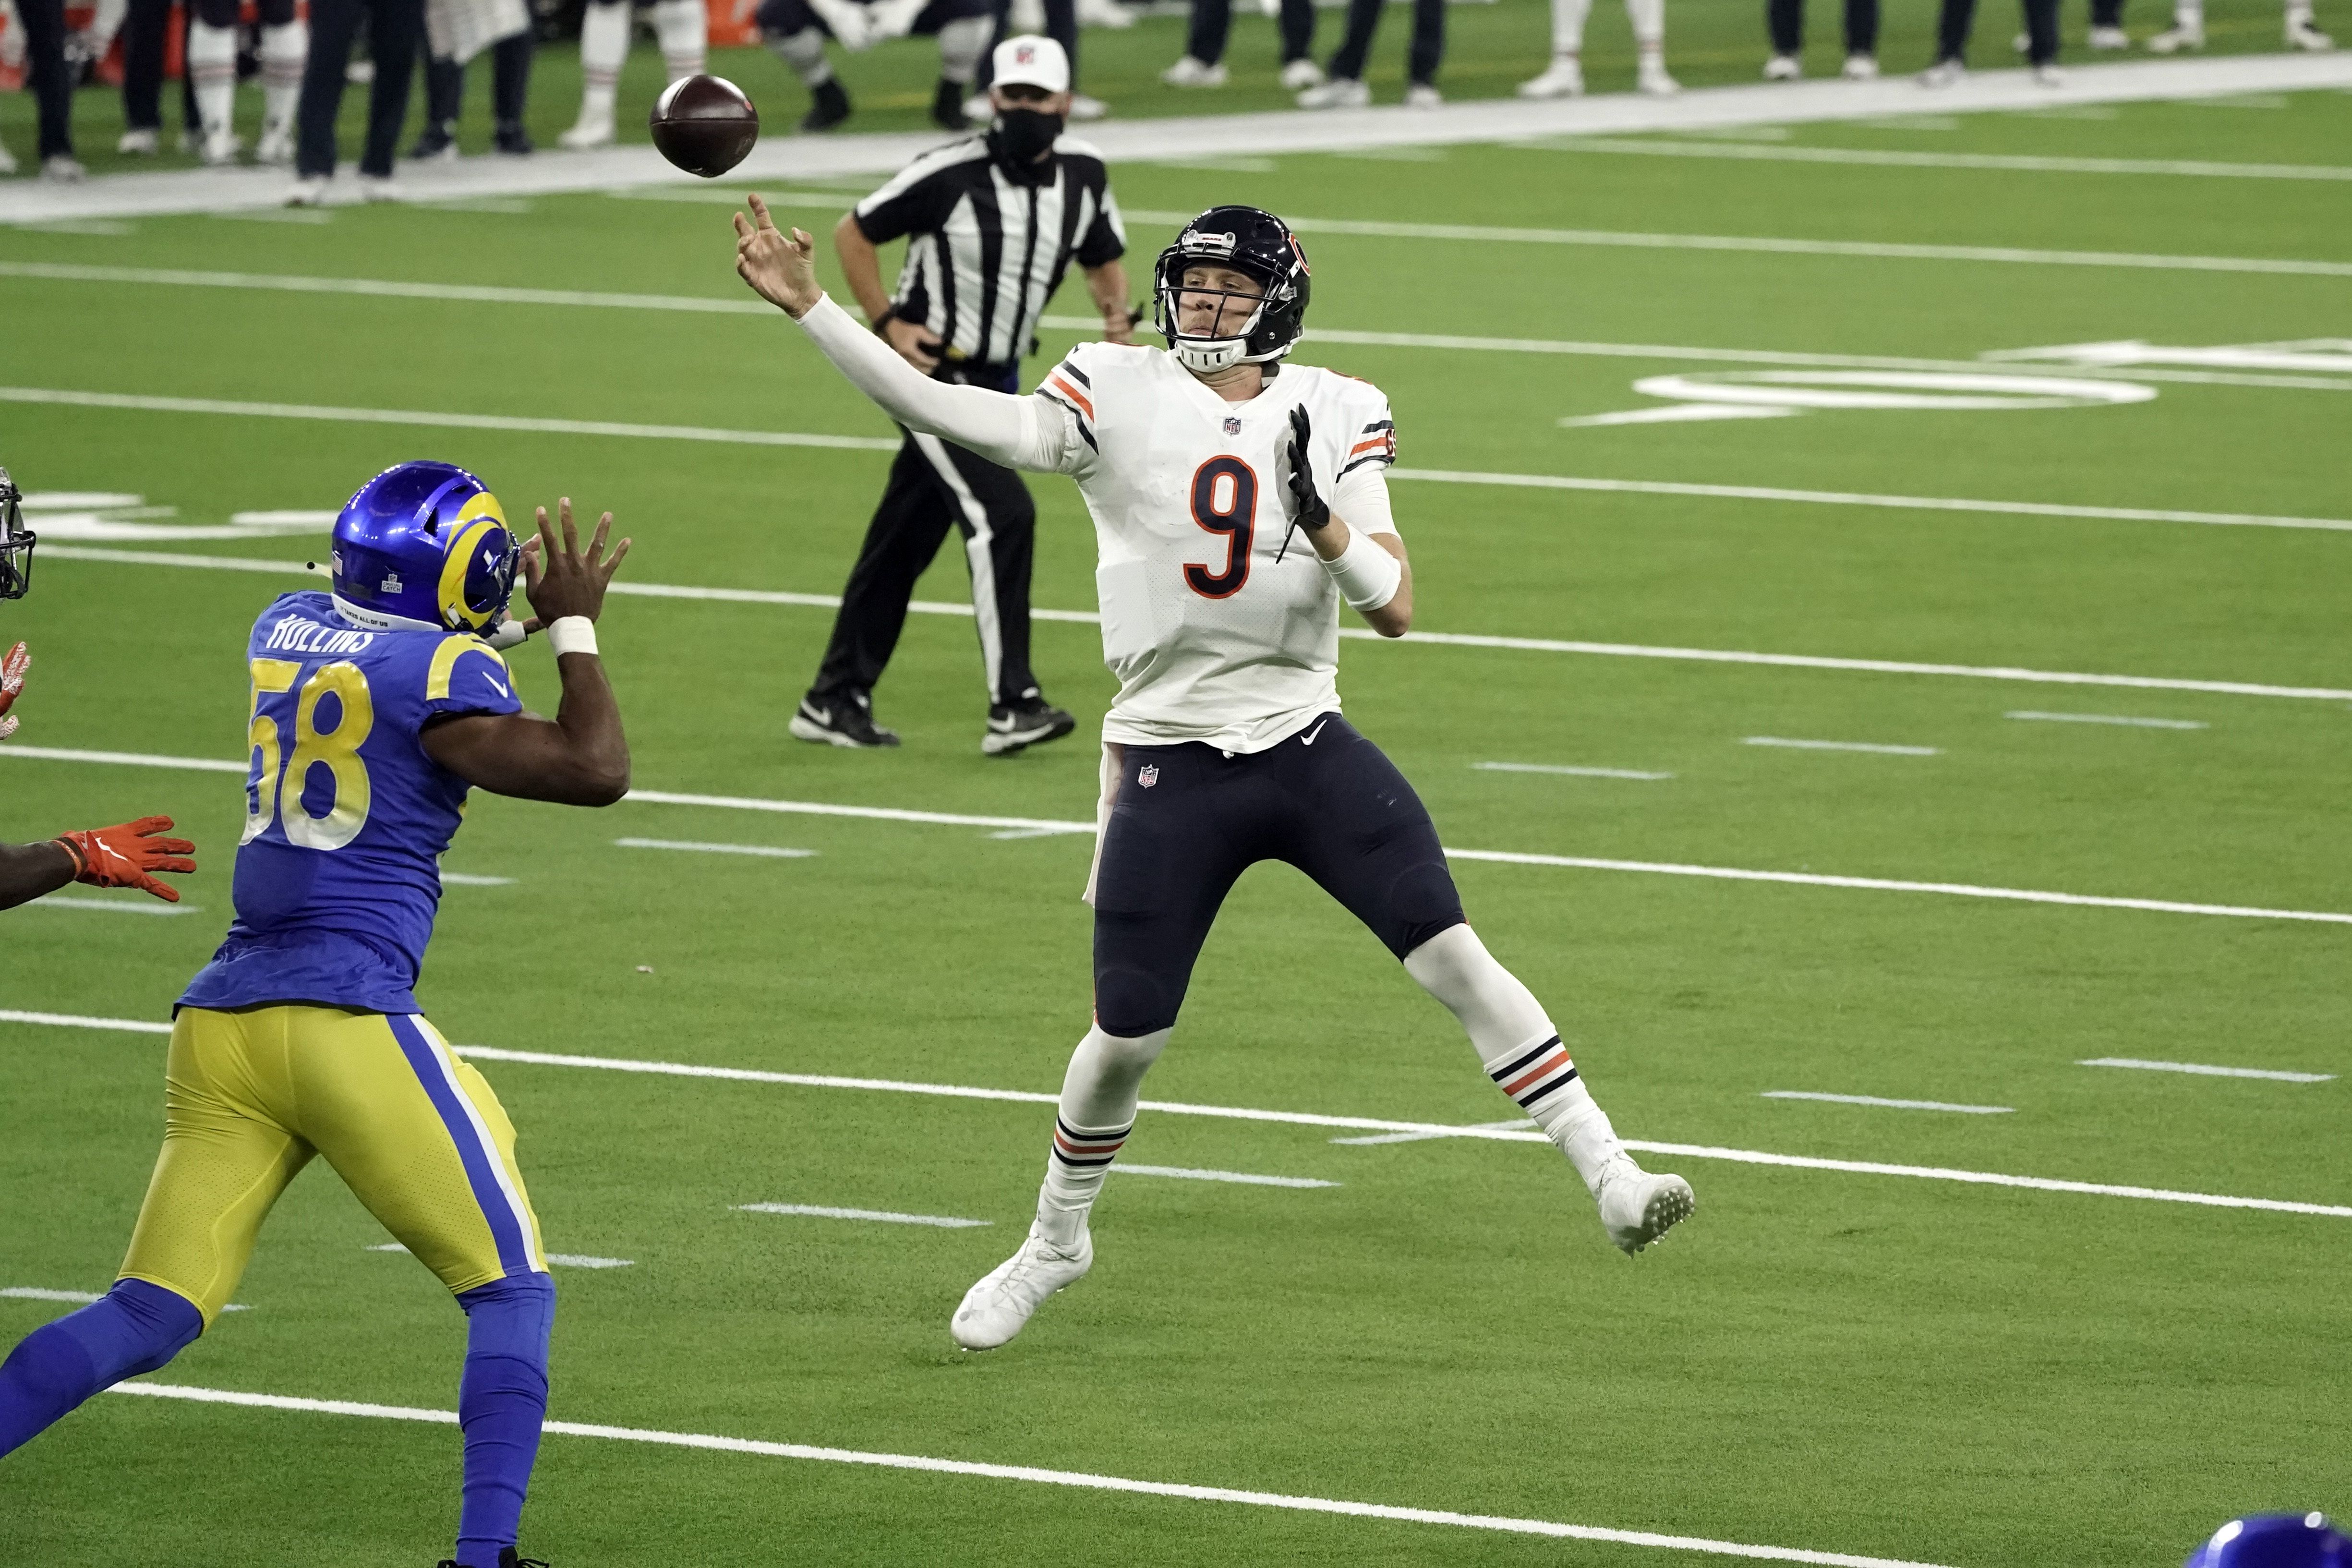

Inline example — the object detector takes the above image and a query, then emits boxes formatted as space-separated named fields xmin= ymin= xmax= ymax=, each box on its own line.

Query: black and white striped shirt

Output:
xmin=854 ymin=133 xmax=1127 ymax=383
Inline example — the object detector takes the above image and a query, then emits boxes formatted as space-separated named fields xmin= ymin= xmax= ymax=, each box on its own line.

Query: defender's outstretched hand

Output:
xmin=54 ymin=816 xmax=197 ymax=903
xmin=735 ymin=195 xmax=823 ymax=319
xmin=0 ymin=641 xmax=27 ymax=740
xmin=522 ymin=498 xmax=631 ymax=629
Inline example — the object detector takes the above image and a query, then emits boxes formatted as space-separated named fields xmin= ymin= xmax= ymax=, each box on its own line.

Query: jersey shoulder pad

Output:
xmin=423 ymin=633 xmax=521 ymax=713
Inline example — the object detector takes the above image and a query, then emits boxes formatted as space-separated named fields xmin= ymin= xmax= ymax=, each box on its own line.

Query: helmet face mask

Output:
xmin=1153 ymin=206 xmax=1311 ymax=375
xmin=329 ymin=461 xmax=519 ymax=636
xmin=0 ymin=467 xmax=33 ymax=603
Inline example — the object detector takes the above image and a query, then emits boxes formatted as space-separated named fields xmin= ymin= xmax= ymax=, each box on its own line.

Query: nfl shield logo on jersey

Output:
xmin=1223 ymin=417 xmax=1242 ymax=436
xmin=1138 ymin=765 xmax=1160 ymax=788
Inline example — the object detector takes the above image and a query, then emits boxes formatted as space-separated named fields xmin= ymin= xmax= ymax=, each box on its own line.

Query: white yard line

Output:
xmin=25 ymin=895 xmax=199 ymax=915
xmin=1761 ymin=1091 xmax=2014 ymax=1114
xmin=5 ymin=1287 xmax=248 ymax=1310
xmin=441 ymin=873 xmax=518 ymax=886
xmin=1523 ymin=136 xmax=2352 ymax=181
xmin=1113 ymin=1165 xmax=1340 ymax=1188
xmin=0 ymin=1008 xmax=170 ymax=1033
xmin=615 ymin=838 xmax=818 ymax=859
xmin=1331 ymin=1118 xmax=1537 ymax=1146
xmin=368 ymin=1243 xmax=634 ymax=1266
xmin=20 ymin=1021 xmax=2347 ymax=1216
xmin=103 ymin=1380 xmax=1955 ymax=1568
xmin=7 ymin=746 xmax=2350 ymax=922
xmin=2079 ymin=1057 xmax=2335 ymax=1083
xmin=1744 ymin=737 xmax=1942 ymax=755
xmin=1474 ymin=762 xmax=1675 ymax=780
xmin=2005 ymin=711 xmax=2208 ymax=729
xmin=737 ymin=1203 xmax=991 ymax=1228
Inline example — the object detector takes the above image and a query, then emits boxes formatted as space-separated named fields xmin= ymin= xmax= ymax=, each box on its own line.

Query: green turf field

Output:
xmin=3 ymin=84 xmax=2349 ymax=1567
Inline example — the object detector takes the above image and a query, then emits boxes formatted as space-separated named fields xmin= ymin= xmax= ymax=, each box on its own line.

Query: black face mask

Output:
xmin=991 ymin=107 xmax=1064 ymax=166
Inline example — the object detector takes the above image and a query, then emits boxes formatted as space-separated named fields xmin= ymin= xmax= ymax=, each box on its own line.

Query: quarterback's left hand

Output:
xmin=53 ymin=816 xmax=198 ymax=904
xmin=1276 ymin=405 xmax=1332 ymax=561
xmin=0 ymin=641 xmax=27 ymax=740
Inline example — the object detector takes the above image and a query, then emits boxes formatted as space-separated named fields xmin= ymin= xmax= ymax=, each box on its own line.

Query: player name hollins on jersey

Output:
xmin=260 ymin=617 xmax=380 ymax=656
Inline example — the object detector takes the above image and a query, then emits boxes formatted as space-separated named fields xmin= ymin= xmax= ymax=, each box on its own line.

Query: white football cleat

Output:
xmin=0 ymin=137 xmax=17 ymax=176
xmin=2032 ymin=62 xmax=2065 ymax=84
xmin=950 ymin=1224 xmax=1091 ymax=1350
xmin=2145 ymin=22 xmax=2202 ymax=49
xmin=1919 ymin=57 xmax=1966 ymax=85
xmin=1076 ymin=0 xmax=1134 ymax=27
xmin=1518 ymin=56 xmax=1584 ymax=96
xmin=2286 ymin=16 xmax=2333 ymax=47
xmin=255 ymin=123 xmax=294 ymax=164
xmin=1636 ymin=57 xmax=1679 ymax=94
xmin=1593 ymin=1157 xmax=1694 ymax=1255
xmin=357 ymin=173 xmax=405 ymax=202
xmin=2010 ymin=29 xmax=2030 ymax=49
xmin=117 ymin=127 xmax=161 ymax=154
xmin=558 ymin=109 xmax=616 ymax=149
xmin=285 ymin=174 xmax=328 ymax=205
xmin=1159 ymin=54 xmax=1227 ymax=86
xmin=1295 ymin=75 xmax=1369 ymax=109
xmin=1279 ymin=56 xmax=1323 ymax=89
xmin=1763 ymin=52 xmax=1801 ymax=78
xmin=1842 ymin=51 xmax=1879 ymax=76
xmin=41 ymin=154 xmax=87 ymax=182
xmin=1403 ymin=82 xmax=1442 ymax=107
xmin=962 ymin=92 xmax=991 ymax=122
xmin=2087 ymin=24 xmax=2130 ymax=47
xmin=1069 ymin=93 xmax=1107 ymax=120
xmin=201 ymin=129 xmax=242 ymax=167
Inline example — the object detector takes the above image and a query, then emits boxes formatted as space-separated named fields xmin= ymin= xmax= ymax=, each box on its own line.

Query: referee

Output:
xmin=792 ymin=35 xmax=1131 ymax=756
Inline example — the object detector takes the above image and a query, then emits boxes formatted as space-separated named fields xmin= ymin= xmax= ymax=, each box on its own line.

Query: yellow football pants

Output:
xmin=120 ymin=1005 xmax=548 ymax=1326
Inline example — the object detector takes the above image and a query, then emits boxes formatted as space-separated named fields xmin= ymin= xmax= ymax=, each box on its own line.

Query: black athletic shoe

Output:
xmin=435 ymin=1555 xmax=547 ymax=1568
xmin=494 ymin=119 xmax=533 ymax=156
xmin=407 ymin=119 xmax=457 ymax=160
xmin=790 ymin=693 xmax=900 ymax=748
xmin=800 ymin=79 xmax=852 ymax=133
xmin=930 ymin=76 xmax=969 ymax=131
xmin=982 ymin=697 xmax=1075 ymax=756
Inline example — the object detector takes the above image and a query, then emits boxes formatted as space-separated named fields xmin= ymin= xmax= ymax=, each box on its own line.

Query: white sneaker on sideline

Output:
xmin=117 ymin=127 xmax=161 ymax=154
xmin=0 ymin=137 xmax=17 ymax=176
xmin=1919 ymin=57 xmax=1966 ymax=85
xmin=1295 ymin=76 xmax=1369 ymax=108
xmin=255 ymin=124 xmax=293 ymax=164
xmin=1593 ymin=1157 xmax=1695 ymax=1255
xmin=558 ymin=110 xmax=616 ymax=149
xmin=1842 ymin=51 xmax=1879 ymax=76
xmin=1160 ymin=54 xmax=1227 ymax=85
xmin=357 ymin=173 xmax=405 ymax=202
xmin=950 ymin=1224 xmax=1092 ymax=1350
xmin=1519 ymin=55 xmax=1583 ymax=96
xmin=2145 ymin=22 xmax=2202 ymax=49
xmin=1636 ymin=57 xmax=1679 ymax=94
xmin=201 ymin=129 xmax=242 ymax=167
xmin=1069 ymin=92 xmax=1107 ymax=120
xmin=1763 ymin=52 xmax=1801 ymax=78
xmin=2286 ymin=17 xmax=2333 ymax=46
xmin=1075 ymin=0 xmax=1134 ymax=26
xmin=286 ymin=174 xmax=328 ymax=206
xmin=41 ymin=154 xmax=86 ymax=182
xmin=2087 ymin=24 xmax=2130 ymax=46
xmin=2011 ymin=29 xmax=2031 ymax=50
xmin=1279 ymin=56 xmax=1323 ymax=89
xmin=1403 ymin=82 xmax=1441 ymax=107
xmin=963 ymin=93 xmax=991 ymax=122
xmin=2032 ymin=61 xmax=2065 ymax=84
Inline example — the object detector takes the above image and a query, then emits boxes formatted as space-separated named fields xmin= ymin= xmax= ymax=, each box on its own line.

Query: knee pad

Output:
xmin=1093 ymin=965 xmax=1176 ymax=1038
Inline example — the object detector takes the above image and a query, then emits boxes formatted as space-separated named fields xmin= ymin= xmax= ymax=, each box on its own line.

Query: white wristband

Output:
xmin=546 ymin=616 xmax=599 ymax=658
xmin=1321 ymin=528 xmax=1403 ymax=613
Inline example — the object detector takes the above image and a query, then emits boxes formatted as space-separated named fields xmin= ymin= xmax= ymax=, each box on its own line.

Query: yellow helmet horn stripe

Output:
xmin=436 ymin=491 xmax=508 ymax=631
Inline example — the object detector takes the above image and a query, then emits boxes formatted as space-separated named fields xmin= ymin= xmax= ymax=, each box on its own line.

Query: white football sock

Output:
xmin=87 ymin=0 xmax=130 ymax=54
xmin=259 ymin=20 xmax=306 ymax=134
xmin=1404 ymin=925 xmax=1624 ymax=1195
xmin=1547 ymin=0 xmax=1593 ymax=52
xmin=652 ymin=0 xmax=707 ymax=81
xmin=936 ymin=14 xmax=989 ymax=84
xmin=578 ymin=0 xmax=629 ymax=105
xmin=188 ymin=20 xmax=238 ymax=137
xmin=768 ymin=25 xmax=833 ymax=86
xmin=1625 ymin=0 xmax=1664 ymax=53
xmin=1034 ymin=1025 xmax=1168 ymax=1247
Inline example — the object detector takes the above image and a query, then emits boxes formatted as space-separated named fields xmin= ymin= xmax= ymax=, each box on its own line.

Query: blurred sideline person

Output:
xmin=1762 ymin=0 xmax=1878 ymax=77
xmin=1295 ymin=0 xmax=1442 ymax=107
xmin=415 ymin=30 xmax=537 ymax=158
xmin=790 ymin=36 xmax=1127 ymax=753
xmin=735 ymin=197 xmax=1697 ymax=1352
xmin=1160 ymin=0 xmax=1323 ymax=93
xmin=288 ymin=0 xmax=425 ymax=201
xmin=759 ymin=0 xmax=992 ymax=131
xmin=1520 ymin=0 xmax=1675 ymax=97
xmin=1922 ymin=0 xmax=2060 ymax=84
xmin=182 ymin=0 xmax=305 ymax=162
xmin=0 ymin=470 xmax=197 ymax=910
xmin=0 ymin=470 xmax=633 ymax=1568
xmin=559 ymin=0 xmax=707 ymax=150
xmin=5 ymin=0 xmax=81 ymax=178
xmin=2146 ymin=0 xmax=2330 ymax=47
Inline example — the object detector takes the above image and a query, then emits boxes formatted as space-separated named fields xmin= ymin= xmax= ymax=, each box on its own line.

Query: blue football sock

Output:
xmin=0 ymin=1279 xmax=203 ymax=1457
xmin=452 ymin=1272 xmax=555 ymax=1568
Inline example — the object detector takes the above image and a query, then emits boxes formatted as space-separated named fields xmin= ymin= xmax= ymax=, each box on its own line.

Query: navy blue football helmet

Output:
xmin=329 ymin=461 xmax=519 ymax=635
xmin=0 ymin=467 xmax=32 ymax=602
xmin=2187 ymin=1515 xmax=2352 ymax=1568
xmin=1152 ymin=205 xmax=1311 ymax=374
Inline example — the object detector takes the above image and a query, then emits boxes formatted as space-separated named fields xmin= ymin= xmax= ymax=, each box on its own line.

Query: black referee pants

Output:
xmin=296 ymin=0 xmax=425 ymax=177
xmin=1766 ymin=0 xmax=1880 ymax=56
xmin=809 ymin=429 xmax=1043 ymax=712
xmin=1328 ymin=0 xmax=1443 ymax=86
xmin=1936 ymin=0 xmax=2058 ymax=61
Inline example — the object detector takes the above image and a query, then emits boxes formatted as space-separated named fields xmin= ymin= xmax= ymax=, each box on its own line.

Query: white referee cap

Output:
xmin=990 ymin=34 xmax=1070 ymax=94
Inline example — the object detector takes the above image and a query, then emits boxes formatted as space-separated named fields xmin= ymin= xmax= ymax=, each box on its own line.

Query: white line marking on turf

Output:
xmin=737 ymin=1204 xmax=991 ymax=1228
xmin=1520 ymin=136 xmax=2352 ymax=181
xmin=1475 ymin=761 xmax=1675 ymax=780
xmin=1331 ymin=1119 xmax=1537 ymax=1146
xmin=367 ymin=1242 xmax=634 ymax=1266
xmin=0 ymin=742 xmax=253 ymax=772
xmin=1761 ymin=1091 xmax=2014 ymax=1114
xmin=1744 ymin=736 xmax=1942 ymax=755
xmin=103 ymin=1381 xmax=1958 ymax=1568
xmin=440 ymin=872 xmax=518 ymax=886
xmin=615 ymin=837 xmax=818 ymax=859
xmin=8 ymin=746 xmax=2352 ymax=923
xmin=0 ymin=1008 xmax=170 ymax=1034
xmin=38 ymin=546 xmax=2352 ymax=703
xmin=2079 ymin=1058 xmax=2335 ymax=1083
xmin=1113 ymin=1165 xmax=1340 ymax=1188
xmin=5 ymin=1287 xmax=248 ymax=1310
xmin=26 ymin=894 xmax=199 ymax=915
xmin=2005 ymin=711 xmax=2208 ymax=729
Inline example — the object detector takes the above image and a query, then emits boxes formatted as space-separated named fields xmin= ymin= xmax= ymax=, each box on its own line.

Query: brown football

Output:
xmin=649 ymin=74 xmax=760 ymax=179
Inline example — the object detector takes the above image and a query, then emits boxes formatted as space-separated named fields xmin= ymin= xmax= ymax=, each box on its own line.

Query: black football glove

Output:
xmin=1275 ymin=404 xmax=1330 ymax=564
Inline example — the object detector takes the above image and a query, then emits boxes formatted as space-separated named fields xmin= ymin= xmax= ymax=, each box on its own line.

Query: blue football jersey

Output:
xmin=181 ymin=591 xmax=523 ymax=1015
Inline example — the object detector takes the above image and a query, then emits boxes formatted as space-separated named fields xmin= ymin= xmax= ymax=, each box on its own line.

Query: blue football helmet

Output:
xmin=2188 ymin=1516 xmax=2352 ymax=1568
xmin=328 ymin=461 xmax=520 ymax=635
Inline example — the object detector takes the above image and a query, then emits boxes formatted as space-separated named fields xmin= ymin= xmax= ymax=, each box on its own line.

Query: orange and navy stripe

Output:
xmin=1040 ymin=359 xmax=1098 ymax=452
xmin=1487 ymin=1035 xmax=1578 ymax=1111
xmin=1339 ymin=418 xmax=1396 ymax=478
xmin=1049 ymin=1116 xmax=1131 ymax=1169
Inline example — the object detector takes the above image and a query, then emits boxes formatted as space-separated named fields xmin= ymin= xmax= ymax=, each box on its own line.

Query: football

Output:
xmin=649 ymin=74 xmax=760 ymax=179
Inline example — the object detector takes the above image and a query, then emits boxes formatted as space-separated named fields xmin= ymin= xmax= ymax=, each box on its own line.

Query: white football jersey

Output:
xmin=1037 ymin=343 xmax=1399 ymax=754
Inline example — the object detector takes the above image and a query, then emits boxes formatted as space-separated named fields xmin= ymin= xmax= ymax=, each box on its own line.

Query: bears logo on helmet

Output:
xmin=329 ymin=461 xmax=521 ymax=637
xmin=1151 ymin=206 xmax=1312 ymax=375
xmin=0 ymin=467 xmax=33 ymax=603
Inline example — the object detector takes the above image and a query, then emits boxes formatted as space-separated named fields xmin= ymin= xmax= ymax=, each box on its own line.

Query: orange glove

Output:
xmin=52 ymin=816 xmax=198 ymax=904
xmin=0 ymin=641 xmax=26 ymax=740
